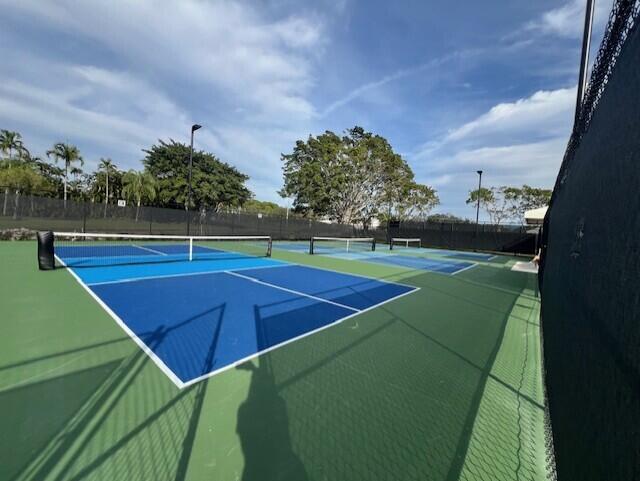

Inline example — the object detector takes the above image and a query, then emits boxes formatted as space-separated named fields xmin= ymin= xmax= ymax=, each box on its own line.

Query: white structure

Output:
xmin=524 ymin=206 xmax=548 ymax=225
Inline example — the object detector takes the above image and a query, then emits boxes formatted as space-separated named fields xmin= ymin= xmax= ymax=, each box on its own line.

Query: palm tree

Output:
xmin=0 ymin=130 xmax=24 ymax=160
xmin=46 ymin=143 xmax=83 ymax=206
xmin=98 ymin=158 xmax=117 ymax=216
xmin=122 ymin=170 xmax=156 ymax=221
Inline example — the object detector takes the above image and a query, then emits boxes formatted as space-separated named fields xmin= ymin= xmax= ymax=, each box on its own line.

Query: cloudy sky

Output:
xmin=0 ymin=0 xmax=614 ymax=218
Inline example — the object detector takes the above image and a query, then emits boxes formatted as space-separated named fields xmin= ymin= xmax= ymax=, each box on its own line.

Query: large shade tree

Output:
xmin=142 ymin=139 xmax=251 ymax=212
xmin=467 ymin=185 xmax=552 ymax=224
xmin=46 ymin=142 xmax=83 ymax=206
xmin=280 ymin=126 xmax=438 ymax=227
xmin=0 ymin=162 xmax=49 ymax=217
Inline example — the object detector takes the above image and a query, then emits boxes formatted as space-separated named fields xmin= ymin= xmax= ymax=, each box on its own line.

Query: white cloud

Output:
xmin=0 ymin=0 xmax=328 ymax=200
xmin=445 ymin=88 xmax=575 ymax=144
xmin=319 ymin=50 xmax=477 ymax=117
xmin=4 ymin=0 xmax=322 ymax=121
xmin=525 ymin=0 xmax=614 ymax=39
xmin=411 ymin=86 xmax=576 ymax=216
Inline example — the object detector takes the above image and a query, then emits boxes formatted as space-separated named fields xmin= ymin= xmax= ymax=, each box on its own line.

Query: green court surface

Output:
xmin=0 ymin=241 xmax=546 ymax=481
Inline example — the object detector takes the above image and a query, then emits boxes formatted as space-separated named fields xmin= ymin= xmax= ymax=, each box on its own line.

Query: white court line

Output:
xmin=284 ymin=260 xmax=419 ymax=290
xmin=181 ymin=283 xmax=420 ymax=388
xmin=86 ymin=262 xmax=287 ymax=287
xmin=225 ymin=270 xmax=360 ymax=313
xmin=451 ymin=263 xmax=478 ymax=275
xmin=55 ymin=254 xmax=186 ymax=389
xmin=132 ymin=244 xmax=168 ymax=256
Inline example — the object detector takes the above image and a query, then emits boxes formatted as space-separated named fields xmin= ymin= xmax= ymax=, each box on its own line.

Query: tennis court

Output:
xmin=278 ymin=237 xmax=479 ymax=275
xmin=51 ymin=234 xmax=417 ymax=387
xmin=2 ymin=234 xmax=545 ymax=481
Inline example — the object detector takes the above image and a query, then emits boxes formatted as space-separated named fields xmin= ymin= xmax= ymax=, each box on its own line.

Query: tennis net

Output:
xmin=390 ymin=238 xmax=421 ymax=250
xmin=39 ymin=231 xmax=272 ymax=268
xmin=309 ymin=236 xmax=375 ymax=255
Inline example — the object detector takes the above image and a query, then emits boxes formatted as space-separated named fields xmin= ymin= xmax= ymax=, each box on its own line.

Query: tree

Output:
xmin=98 ymin=158 xmax=118 ymax=215
xmin=428 ymin=213 xmax=470 ymax=223
xmin=0 ymin=130 xmax=24 ymax=160
xmin=504 ymin=185 xmax=552 ymax=223
xmin=280 ymin=126 xmax=427 ymax=228
xmin=122 ymin=170 xmax=156 ymax=221
xmin=46 ymin=143 xmax=83 ymax=206
xmin=466 ymin=187 xmax=511 ymax=225
xmin=398 ymin=183 xmax=440 ymax=220
xmin=242 ymin=199 xmax=287 ymax=216
xmin=0 ymin=163 xmax=48 ymax=218
xmin=142 ymin=139 xmax=251 ymax=212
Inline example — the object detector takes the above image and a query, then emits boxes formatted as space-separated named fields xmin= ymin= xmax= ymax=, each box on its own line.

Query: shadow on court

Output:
xmin=236 ymin=361 xmax=308 ymax=481
xmin=1 ymin=239 xmax=544 ymax=481
xmin=229 ymin=266 xmax=544 ymax=481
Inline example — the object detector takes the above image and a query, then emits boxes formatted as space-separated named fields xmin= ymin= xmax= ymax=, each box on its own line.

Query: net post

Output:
xmin=390 ymin=238 xmax=394 ymax=250
xmin=346 ymin=240 xmax=350 ymax=253
xmin=267 ymin=237 xmax=272 ymax=257
xmin=372 ymin=238 xmax=376 ymax=251
xmin=37 ymin=231 xmax=55 ymax=270
xmin=189 ymin=237 xmax=193 ymax=261
xmin=309 ymin=237 xmax=314 ymax=255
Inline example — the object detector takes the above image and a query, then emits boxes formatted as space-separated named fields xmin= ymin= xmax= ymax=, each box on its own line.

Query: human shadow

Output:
xmin=235 ymin=306 xmax=308 ymax=481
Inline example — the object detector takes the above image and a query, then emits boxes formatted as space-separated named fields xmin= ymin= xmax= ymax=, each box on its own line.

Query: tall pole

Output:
xmin=475 ymin=170 xmax=483 ymax=246
xmin=187 ymin=124 xmax=202 ymax=235
xmin=574 ymin=0 xmax=596 ymax=127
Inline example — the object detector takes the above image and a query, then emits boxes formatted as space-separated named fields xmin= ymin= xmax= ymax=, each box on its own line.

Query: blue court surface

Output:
xmin=60 ymin=247 xmax=417 ymax=388
xmin=316 ymin=250 xmax=476 ymax=275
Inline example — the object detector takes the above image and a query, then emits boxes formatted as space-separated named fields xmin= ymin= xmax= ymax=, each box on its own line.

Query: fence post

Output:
xmin=82 ymin=201 xmax=87 ymax=233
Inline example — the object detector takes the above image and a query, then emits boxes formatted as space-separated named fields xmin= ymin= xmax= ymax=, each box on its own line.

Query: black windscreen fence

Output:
xmin=0 ymin=191 xmax=537 ymax=254
xmin=540 ymin=2 xmax=640 ymax=480
xmin=0 ymin=192 xmax=361 ymax=240
xmin=378 ymin=220 xmax=536 ymax=254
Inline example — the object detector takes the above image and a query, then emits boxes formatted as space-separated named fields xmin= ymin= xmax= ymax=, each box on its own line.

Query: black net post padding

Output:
xmin=266 ymin=238 xmax=272 ymax=257
xmin=390 ymin=238 xmax=394 ymax=250
xmin=309 ymin=238 xmax=314 ymax=255
xmin=37 ymin=231 xmax=55 ymax=270
xmin=372 ymin=238 xmax=376 ymax=251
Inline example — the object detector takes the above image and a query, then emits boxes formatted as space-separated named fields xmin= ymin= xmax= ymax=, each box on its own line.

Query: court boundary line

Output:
xmin=283 ymin=261 xmax=419 ymax=290
xmin=451 ymin=263 xmax=478 ymax=275
xmin=181 ymin=284 xmax=419 ymax=388
xmin=55 ymin=254 xmax=186 ymax=389
xmin=132 ymin=244 xmax=168 ymax=256
xmin=85 ymin=260 xmax=419 ymax=291
xmin=225 ymin=270 xmax=361 ymax=312
xmin=323 ymin=251 xmax=476 ymax=277
xmin=85 ymin=262 xmax=287 ymax=287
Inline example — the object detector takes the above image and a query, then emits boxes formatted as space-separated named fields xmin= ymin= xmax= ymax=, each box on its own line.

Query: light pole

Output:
xmin=187 ymin=124 xmax=202 ymax=235
xmin=475 ymin=170 xmax=483 ymax=246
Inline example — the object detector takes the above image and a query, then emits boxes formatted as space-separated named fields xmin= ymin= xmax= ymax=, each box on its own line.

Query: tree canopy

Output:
xmin=280 ymin=126 xmax=438 ymax=227
xmin=467 ymin=185 xmax=552 ymax=224
xmin=143 ymin=139 xmax=252 ymax=211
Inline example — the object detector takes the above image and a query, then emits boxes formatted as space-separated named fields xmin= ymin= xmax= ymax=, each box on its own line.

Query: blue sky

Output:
xmin=0 ymin=0 xmax=613 ymax=219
